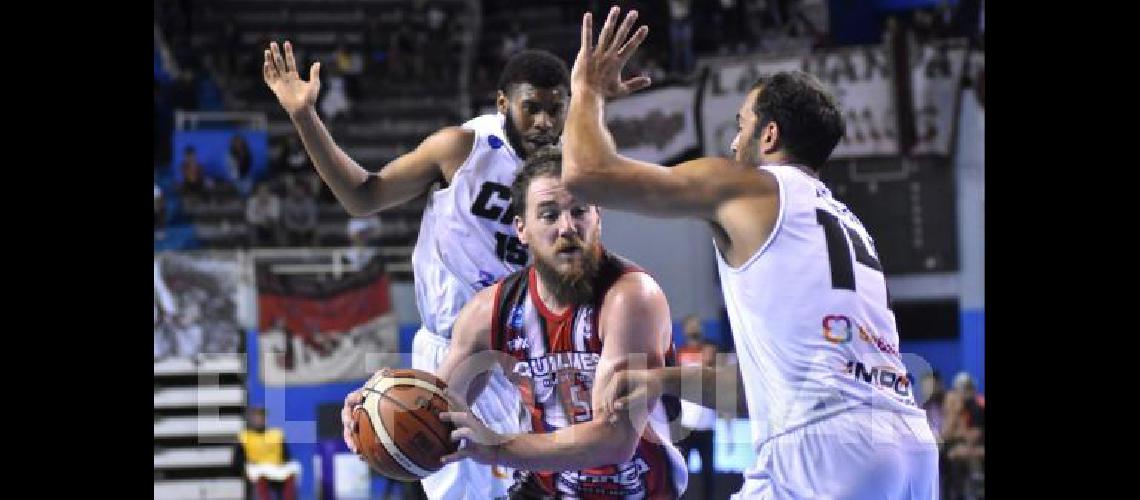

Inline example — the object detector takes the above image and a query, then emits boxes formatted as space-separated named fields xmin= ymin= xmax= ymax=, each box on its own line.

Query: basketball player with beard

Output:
xmin=433 ymin=147 xmax=688 ymax=498
xmin=263 ymin=42 xmax=573 ymax=499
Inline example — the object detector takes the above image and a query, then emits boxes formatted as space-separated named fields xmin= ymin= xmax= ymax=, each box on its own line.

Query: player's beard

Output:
xmin=533 ymin=238 xmax=602 ymax=306
xmin=504 ymin=111 xmax=557 ymax=160
xmin=503 ymin=112 xmax=529 ymax=159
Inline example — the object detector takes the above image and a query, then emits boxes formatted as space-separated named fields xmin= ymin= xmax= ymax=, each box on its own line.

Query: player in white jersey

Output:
xmin=263 ymin=42 xmax=570 ymax=499
xmin=561 ymin=8 xmax=939 ymax=498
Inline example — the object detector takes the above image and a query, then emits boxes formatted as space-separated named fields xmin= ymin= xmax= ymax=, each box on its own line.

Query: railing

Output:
xmin=176 ymin=111 xmax=268 ymax=131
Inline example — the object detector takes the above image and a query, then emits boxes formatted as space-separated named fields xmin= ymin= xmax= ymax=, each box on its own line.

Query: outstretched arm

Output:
xmin=264 ymin=41 xmax=472 ymax=216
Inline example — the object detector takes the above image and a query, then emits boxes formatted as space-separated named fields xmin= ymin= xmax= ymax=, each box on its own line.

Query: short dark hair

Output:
xmin=497 ymin=49 xmax=570 ymax=95
xmin=751 ymin=71 xmax=845 ymax=169
xmin=510 ymin=145 xmax=562 ymax=218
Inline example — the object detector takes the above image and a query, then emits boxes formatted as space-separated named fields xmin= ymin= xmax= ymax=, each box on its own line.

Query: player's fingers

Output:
xmin=439 ymin=411 xmax=470 ymax=427
xmin=580 ymin=11 xmax=593 ymax=56
xmin=440 ymin=449 xmax=470 ymax=465
xmin=263 ymin=50 xmax=277 ymax=79
xmin=283 ymin=40 xmax=297 ymax=74
xmin=269 ymin=42 xmax=287 ymax=76
xmin=616 ymin=25 xmax=649 ymax=63
xmin=450 ymin=427 xmax=474 ymax=442
xmin=594 ymin=6 xmax=621 ymax=56
xmin=623 ymin=75 xmax=652 ymax=94
xmin=607 ymin=10 xmax=638 ymax=58
xmin=343 ymin=428 xmax=358 ymax=453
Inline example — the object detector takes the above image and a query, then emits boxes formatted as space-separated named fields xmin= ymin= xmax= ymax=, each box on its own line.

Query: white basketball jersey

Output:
xmin=411 ymin=113 xmax=528 ymax=339
xmin=715 ymin=165 xmax=927 ymax=452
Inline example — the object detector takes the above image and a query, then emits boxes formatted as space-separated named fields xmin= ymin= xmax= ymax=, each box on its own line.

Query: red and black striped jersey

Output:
xmin=489 ymin=250 xmax=688 ymax=499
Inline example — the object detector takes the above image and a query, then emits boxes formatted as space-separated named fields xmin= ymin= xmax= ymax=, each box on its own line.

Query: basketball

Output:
xmin=351 ymin=368 xmax=457 ymax=482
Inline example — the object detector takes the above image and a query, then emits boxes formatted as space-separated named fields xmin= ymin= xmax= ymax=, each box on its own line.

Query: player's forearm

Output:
xmin=498 ymin=419 xmax=638 ymax=471
xmin=562 ymin=88 xmax=620 ymax=196
xmin=289 ymin=106 xmax=377 ymax=216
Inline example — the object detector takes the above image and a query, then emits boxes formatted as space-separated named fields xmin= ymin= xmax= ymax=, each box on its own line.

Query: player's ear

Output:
xmin=496 ymin=89 xmax=510 ymax=115
xmin=759 ymin=120 xmax=780 ymax=155
xmin=514 ymin=214 xmax=528 ymax=246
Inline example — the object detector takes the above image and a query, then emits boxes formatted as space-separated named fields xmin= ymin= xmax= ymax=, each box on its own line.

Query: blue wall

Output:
xmin=171 ymin=130 xmax=269 ymax=184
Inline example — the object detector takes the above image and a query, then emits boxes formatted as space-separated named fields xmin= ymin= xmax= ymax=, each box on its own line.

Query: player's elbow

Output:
xmin=343 ymin=182 xmax=382 ymax=217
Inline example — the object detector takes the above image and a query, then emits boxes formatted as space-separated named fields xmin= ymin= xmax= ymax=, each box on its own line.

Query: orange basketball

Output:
xmin=351 ymin=368 xmax=457 ymax=482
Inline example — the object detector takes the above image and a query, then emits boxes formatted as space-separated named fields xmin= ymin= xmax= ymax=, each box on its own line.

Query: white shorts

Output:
xmin=733 ymin=408 xmax=940 ymax=500
xmin=413 ymin=327 xmax=522 ymax=500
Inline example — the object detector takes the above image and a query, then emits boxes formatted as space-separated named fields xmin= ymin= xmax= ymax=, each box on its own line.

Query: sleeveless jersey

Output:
xmin=489 ymin=251 xmax=688 ymax=499
xmin=411 ymin=113 xmax=528 ymax=338
xmin=715 ymin=165 xmax=928 ymax=453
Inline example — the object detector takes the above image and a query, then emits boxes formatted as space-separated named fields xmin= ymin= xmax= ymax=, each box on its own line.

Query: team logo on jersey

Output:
xmin=508 ymin=335 xmax=530 ymax=352
xmin=508 ymin=305 xmax=525 ymax=329
xmin=488 ymin=135 xmax=504 ymax=149
xmin=476 ymin=270 xmax=497 ymax=289
xmin=822 ymin=315 xmax=854 ymax=343
xmin=580 ymin=306 xmax=594 ymax=337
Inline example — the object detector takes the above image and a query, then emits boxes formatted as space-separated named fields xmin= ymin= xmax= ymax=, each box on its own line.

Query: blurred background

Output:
xmin=153 ymin=0 xmax=984 ymax=498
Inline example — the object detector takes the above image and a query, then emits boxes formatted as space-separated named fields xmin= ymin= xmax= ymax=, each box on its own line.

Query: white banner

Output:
xmin=605 ymin=84 xmax=700 ymax=164
xmin=154 ymin=252 xmax=245 ymax=360
xmin=803 ymin=45 xmax=901 ymax=157
xmin=701 ymin=57 xmax=802 ymax=159
xmin=701 ymin=40 xmax=969 ymax=159
xmin=259 ymin=314 xmax=399 ymax=387
xmin=908 ymin=42 xmax=969 ymax=156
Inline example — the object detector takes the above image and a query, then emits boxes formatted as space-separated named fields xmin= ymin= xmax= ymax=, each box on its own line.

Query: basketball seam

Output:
xmin=362 ymin=393 xmax=436 ymax=478
xmin=377 ymin=390 xmax=454 ymax=458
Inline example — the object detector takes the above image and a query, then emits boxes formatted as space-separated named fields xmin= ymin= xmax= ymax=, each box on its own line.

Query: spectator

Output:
xmin=281 ymin=180 xmax=319 ymax=247
xmin=920 ymin=371 xmax=947 ymax=438
xmin=246 ymin=183 xmax=283 ymax=247
xmin=235 ymin=407 xmax=299 ymax=500
xmin=319 ymin=67 xmax=351 ymax=122
xmin=344 ymin=216 xmax=382 ymax=269
xmin=178 ymin=146 xmax=213 ymax=201
xmin=675 ymin=314 xmax=718 ymax=499
xmin=333 ymin=41 xmax=363 ymax=100
xmin=712 ymin=0 xmax=748 ymax=54
xmin=388 ymin=22 xmax=416 ymax=80
xmin=227 ymin=134 xmax=254 ymax=195
xmin=667 ymin=0 xmax=695 ymax=75
xmin=500 ymin=21 xmax=528 ymax=63
xmin=942 ymin=372 xmax=985 ymax=499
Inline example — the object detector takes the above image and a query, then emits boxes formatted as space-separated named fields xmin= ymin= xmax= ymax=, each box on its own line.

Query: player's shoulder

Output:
xmin=677 ymin=157 xmax=779 ymax=197
xmin=468 ymin=281 xmax=501 ymax=310
xmin=419 ymin=126 xmax=476 ymax=163
xmin=603 ymin=266 xmax=666 ymax=311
